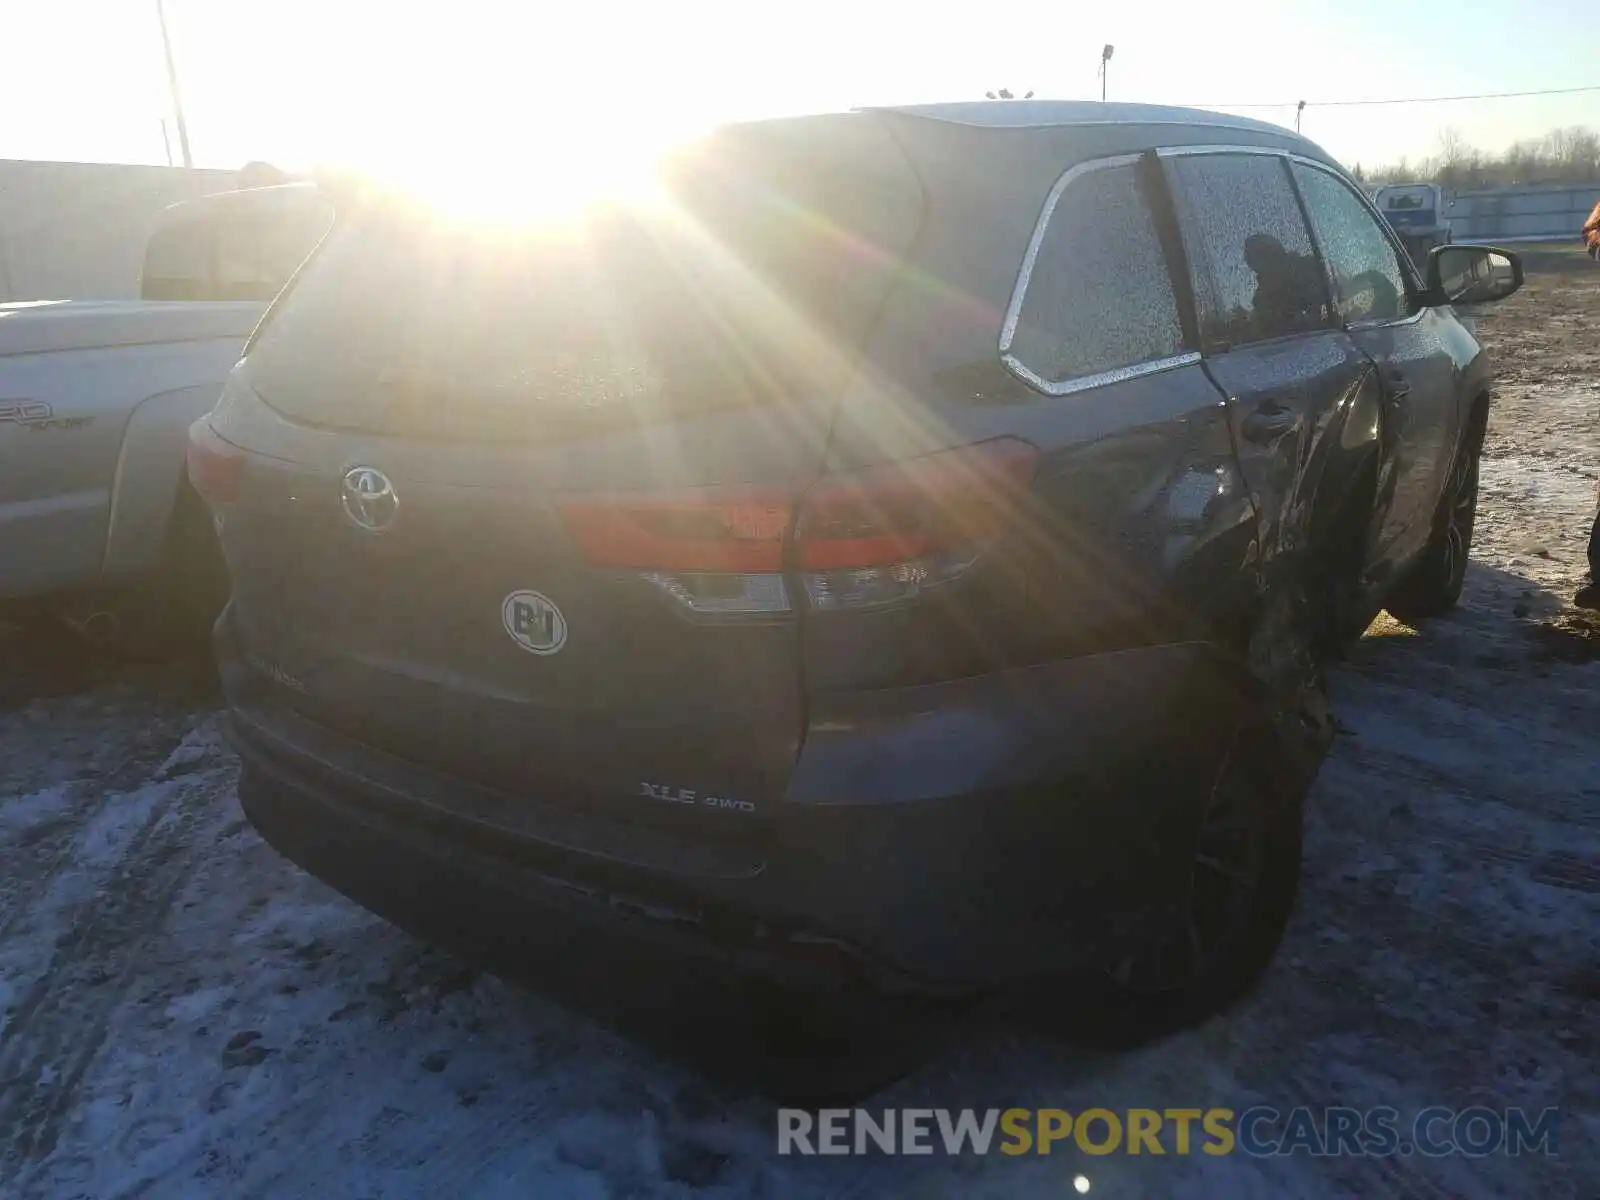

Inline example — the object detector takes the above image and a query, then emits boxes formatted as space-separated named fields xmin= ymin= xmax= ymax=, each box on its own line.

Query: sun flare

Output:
xmin=328 ymin=109 xmax=708 ymax=226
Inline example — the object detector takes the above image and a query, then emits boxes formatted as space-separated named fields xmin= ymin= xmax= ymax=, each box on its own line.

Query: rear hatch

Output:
xmin=209 ymin=113 xmax=923 ymax=838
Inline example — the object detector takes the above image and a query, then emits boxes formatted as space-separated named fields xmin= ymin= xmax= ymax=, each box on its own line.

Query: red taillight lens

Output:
xmin=556 ymin=438 xmax=1038 ymax=616
xmin=186 ymin=419 xmax=245 ymax=506
xmin=557 ymin=486 xmax=794 ymax=572
xmin=794 ymin=438 xmax=1039 ymax=570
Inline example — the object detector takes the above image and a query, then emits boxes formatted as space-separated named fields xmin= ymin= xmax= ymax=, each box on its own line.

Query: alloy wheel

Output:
xmin=1441 ymin=452 xmax=1479 ymax=588
xmin=1108 ymin=748 xmax=1267 ymax=996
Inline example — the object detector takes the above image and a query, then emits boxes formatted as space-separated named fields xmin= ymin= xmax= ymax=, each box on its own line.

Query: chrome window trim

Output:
xmin=999 ymin=152 xmax=1199 ymax=398
xmin=1156 ymin=143 xmax=1287 ymax=159
xmin=1002 ymin=350 xmax=1204 ymax=398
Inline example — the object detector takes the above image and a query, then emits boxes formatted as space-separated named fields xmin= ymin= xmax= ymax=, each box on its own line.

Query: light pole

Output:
xmin=156 ymin=0 xmax=193 ymax=167
xmin=1099 ymin=45 xmax=1115 ymax=103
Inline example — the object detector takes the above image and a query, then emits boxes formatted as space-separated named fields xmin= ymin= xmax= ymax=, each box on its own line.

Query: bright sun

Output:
xmin=331 ymin=106 xmax=706 ymax=226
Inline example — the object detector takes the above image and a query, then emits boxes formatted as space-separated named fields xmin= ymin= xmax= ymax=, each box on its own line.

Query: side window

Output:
xmin=141 ymin=220 xmax=213 ymax=300
xmin=1005 ymin=161 xmax=1186 ymax=388
xmin=1166 ymin=153 xmax=1331 ymax=349
xmin=1292 ymin=164 xmax=1413 ymax=325
xmin=215 ymin=216 xmax=280 ymax=301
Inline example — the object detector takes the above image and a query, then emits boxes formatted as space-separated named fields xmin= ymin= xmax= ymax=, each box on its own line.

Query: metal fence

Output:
xmin=1441 ymin=184 xmax=1600 ymax=244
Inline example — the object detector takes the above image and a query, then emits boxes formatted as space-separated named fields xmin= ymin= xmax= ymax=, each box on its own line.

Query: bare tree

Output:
xmin=1546 ymin=126 xmax=1600 ymax=182
xmin=1436 ymin=126 xmax=1480 ymax=190
xmin=1367 ymin=124 xmax=1600 ymax=189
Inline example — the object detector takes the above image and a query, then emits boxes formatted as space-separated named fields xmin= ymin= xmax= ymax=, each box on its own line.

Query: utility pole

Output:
xmin=1296 ymin=100 xmax=1306 ymax=133
xmin=1099 ymin=44 xmax=1115 ymax=103
xmin=156 ymin=0 xmax=193 ymax=167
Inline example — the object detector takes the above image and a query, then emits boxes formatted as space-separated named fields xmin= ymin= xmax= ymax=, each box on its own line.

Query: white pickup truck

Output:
xmin=0 ymin=183 xmax=332 ymax=653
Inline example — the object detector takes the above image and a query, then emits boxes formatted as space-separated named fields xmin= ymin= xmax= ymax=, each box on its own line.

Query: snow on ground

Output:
xmin=2 ymin=254 xmax=1597 ymax=1198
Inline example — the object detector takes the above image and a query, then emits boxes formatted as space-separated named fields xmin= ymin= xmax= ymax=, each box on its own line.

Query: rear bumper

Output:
xmin=220 ymin=609 xmax=1254 ymax=992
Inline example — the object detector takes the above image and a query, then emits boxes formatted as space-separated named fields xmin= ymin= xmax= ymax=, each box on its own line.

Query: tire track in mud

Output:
xmin=0 ymin=721 xmax=191 ymax=952
xmin=1328 ymin=739 xmax=1600 ymax=831
xmin=0 ymin=767 xmax=228 ymax=1189
xmin=1337 ymin=655 xmax=1593 ymax=742
xmin=1319 ymin=738 xmax=1600 ymax=899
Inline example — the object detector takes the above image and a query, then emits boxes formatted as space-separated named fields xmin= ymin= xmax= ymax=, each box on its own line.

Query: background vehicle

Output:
xmin=196 ymin=103 xmax=1522 ymax=1035
xmin=0 ymin=183 xmax=332 ymax=654
xmin=1373 ymin=181 xmax=1454 ymax=265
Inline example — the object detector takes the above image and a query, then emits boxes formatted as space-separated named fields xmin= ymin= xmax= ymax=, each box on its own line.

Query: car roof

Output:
xmin=837 ymin=99 xmax=1335 ymax=173
xmin=699 ymin=101 xmax=1335 ymax=178
xmin=876 ymin=99 xmax=1296 ymax=139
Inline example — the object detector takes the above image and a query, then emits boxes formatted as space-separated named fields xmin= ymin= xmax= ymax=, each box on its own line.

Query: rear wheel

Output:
xmin=1386 ymin=442 xmax=1479 ymax=623
xmin=1085 ymin=717 xmax=1304 ymax=1040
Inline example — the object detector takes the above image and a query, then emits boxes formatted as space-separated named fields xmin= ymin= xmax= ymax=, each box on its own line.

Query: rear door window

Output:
xmin=1003 ymin=160 xmax=1187 ymax=389
xmin=1165 ymin=153 xmax=1332 ymax=349
xmin=1292 ymin=164 xmax=1414 ymax=324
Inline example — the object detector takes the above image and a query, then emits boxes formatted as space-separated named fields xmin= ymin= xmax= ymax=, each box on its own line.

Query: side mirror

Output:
xmin=1425 ymin=244 xmax=1523 ymax=308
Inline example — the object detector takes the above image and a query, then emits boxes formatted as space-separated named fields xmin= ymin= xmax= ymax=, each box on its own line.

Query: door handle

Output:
xmin=1240 ymin=401 xmax=1297 ymax=444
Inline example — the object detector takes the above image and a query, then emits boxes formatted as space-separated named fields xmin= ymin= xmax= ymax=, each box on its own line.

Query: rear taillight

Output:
xmin=560 ymin=485 xmax=795 ymax=615
xmin=557 ymin=438 xmax=1038 ymax=616
xmin=186 ymin=419 xmax=245 ymax=506
xmin=558 ymin=487 xmax=792 ymax=573
xmin=794 ymin=438 xmax=1038 ymax=611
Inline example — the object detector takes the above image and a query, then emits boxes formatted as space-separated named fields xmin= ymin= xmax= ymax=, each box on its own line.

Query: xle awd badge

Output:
xmin=502 ymin=590 xmax=567 ymax=655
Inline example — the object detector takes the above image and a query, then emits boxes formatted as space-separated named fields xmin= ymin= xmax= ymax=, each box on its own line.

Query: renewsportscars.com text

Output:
xmin=777 ymin=1106 xmax=1559 ymax=1158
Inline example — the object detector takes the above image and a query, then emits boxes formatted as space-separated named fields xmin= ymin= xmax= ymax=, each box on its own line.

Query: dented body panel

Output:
xmin=211 ymin=102 xmax=1511 ymax=989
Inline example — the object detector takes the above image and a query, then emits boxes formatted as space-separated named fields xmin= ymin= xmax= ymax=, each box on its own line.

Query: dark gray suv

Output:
xmin=190 ymin=102 xmax=1522 ymax=1031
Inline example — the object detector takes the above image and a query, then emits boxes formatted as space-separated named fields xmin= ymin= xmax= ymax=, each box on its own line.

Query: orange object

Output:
xmin=1584 ymin=199 xmax=1600 ymax=250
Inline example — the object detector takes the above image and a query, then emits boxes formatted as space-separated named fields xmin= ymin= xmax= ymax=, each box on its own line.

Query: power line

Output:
xmin=1198 ymin=83 xmax=1600 ymax=111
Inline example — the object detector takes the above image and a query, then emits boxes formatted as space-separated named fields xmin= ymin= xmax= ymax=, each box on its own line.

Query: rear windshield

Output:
xmin=247 ymin=114 xmax=923 ymax=440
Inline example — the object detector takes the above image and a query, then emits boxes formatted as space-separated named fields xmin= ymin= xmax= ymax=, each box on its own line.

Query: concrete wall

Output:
xmin=0 ymin=160 xmax=236 ymax=301
xmin=1443 ymin=184 xmax=1600 ymax=244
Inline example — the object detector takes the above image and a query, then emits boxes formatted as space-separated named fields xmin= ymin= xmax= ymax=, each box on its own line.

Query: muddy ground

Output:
xmin=0 ymin=248 xmax=1596 ymax=1198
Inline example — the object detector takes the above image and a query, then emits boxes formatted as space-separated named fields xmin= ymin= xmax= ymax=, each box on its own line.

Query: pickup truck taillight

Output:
xmin=186 ymin=419 xmax=245 ymax=506
xmin=558 ymin=438 xmax=1040 ymax=616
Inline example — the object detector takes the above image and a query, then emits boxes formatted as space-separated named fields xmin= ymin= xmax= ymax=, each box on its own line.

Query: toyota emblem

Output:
xmin=340 ymin=466 xmax=399 ymax=533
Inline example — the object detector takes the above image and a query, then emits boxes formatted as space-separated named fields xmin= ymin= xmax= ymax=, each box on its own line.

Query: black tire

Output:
xmin=57 ymin=485 xmax=228 ymax=661
xmin=1386 ymin=442 xmax=1479 ymax=623
xmin=1079 ymin=711 xmax=1306 ymax=1044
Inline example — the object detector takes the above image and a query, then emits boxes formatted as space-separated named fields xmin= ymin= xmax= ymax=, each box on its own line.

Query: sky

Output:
xmin=3 ymin=0 xmax=1597 ymax=175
